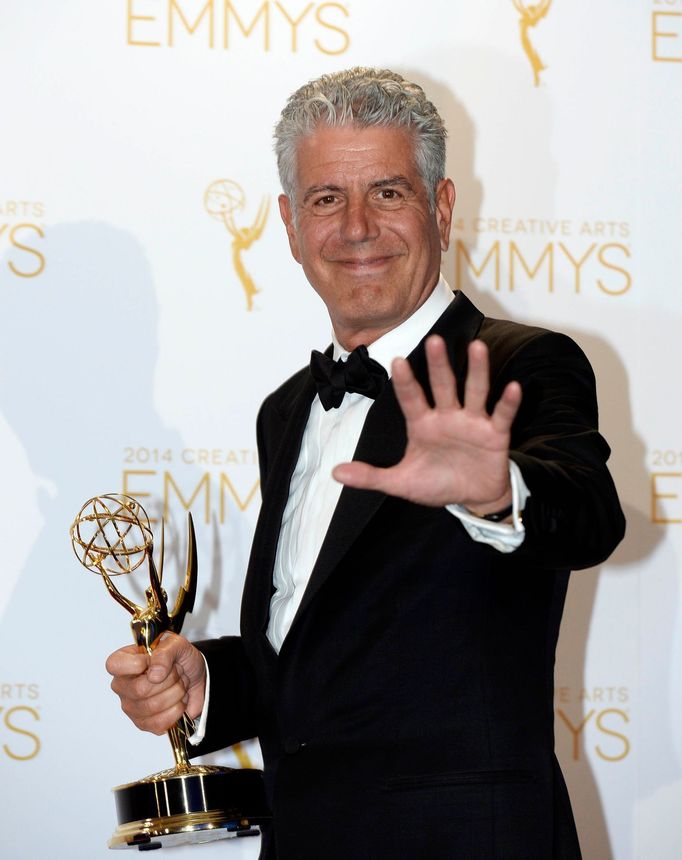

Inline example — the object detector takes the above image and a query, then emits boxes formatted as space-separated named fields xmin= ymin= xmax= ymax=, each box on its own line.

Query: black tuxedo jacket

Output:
xmin=193 ymin=292 xmax=625 ymax=859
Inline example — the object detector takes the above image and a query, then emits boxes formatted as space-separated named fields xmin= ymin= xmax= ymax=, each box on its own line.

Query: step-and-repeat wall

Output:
xmin=1 ymin=2 xmax=680 ymax=858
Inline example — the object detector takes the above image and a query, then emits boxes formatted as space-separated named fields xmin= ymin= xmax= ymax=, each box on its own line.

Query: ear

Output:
xmin=278 ymin=194 xmax=302 ymax=264
xmin=434 ymin=179 xmax=456 ymax=252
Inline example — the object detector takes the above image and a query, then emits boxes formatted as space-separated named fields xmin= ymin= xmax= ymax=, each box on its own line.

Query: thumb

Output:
xmin=333 ymin=461 xmax=390 ymax=493
xmin=146 ymin=632 xmax=185 ymax=684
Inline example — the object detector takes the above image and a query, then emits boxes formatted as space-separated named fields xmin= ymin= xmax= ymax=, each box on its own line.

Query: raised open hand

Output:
xmin=333 ymin=335 xmax=522 ymax=515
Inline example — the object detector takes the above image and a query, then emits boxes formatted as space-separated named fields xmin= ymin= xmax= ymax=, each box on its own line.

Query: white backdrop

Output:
xmin=1 ymin=1 xmax=681 ymax=858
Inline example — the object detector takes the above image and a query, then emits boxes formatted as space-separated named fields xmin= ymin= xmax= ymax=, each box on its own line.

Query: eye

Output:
xmin=308 ymin=193 xmax=344 ymax=216
xmin=373 ymin=187 xmax=405 ymax=206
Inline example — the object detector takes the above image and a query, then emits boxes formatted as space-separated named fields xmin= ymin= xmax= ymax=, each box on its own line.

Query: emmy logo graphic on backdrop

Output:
xmin=204 ymin=180 xmax=270 ymax=311
xmin=70 ymin=494 xmax=269 ymax=850
xmin=512 ymin=0 xmax=552 ymax=86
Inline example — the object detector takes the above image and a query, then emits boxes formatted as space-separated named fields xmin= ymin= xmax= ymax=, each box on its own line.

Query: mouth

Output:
xmin=333 ymin=255 xmax=397 ymax=270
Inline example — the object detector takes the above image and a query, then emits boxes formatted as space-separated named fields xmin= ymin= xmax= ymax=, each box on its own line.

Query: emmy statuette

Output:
xmin=70 ymin=494 xmax=269 ymax=850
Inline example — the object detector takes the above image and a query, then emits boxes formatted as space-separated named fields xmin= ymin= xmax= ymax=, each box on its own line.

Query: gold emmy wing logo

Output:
xmin=205 ymin=179 xmax=270 ymax=311
xmin=513 ymin=0 xmax=552 ymax=86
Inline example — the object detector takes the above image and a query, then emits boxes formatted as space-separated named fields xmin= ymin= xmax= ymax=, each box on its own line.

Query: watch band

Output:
xmin=480 ymin=503 xmax=514 ymax=523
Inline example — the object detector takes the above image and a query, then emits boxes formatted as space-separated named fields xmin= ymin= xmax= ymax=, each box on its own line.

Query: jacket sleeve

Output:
xmin=188 ymin=636 xmax=262 ymax=757
xmin=486 ymin=328 xmax=625 ymax=569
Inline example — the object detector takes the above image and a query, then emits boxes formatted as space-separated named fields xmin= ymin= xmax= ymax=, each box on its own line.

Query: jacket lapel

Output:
xmin=240 ymin=370 xmax=317 ymax=641
xmin=290 ymin=290 xmax=485 ymax=627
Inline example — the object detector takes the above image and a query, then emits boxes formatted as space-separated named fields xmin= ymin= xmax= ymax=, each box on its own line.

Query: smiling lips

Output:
xmin=332 ymin=254 xmax=399 ymax=269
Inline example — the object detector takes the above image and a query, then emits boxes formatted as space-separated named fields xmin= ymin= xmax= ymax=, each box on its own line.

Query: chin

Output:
xmin=338 ymin=304 xmax=402 ymax=334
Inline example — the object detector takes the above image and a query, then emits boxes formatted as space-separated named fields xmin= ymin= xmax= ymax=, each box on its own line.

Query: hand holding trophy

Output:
xmin=70 ymin=493 xmax=268 ymax=850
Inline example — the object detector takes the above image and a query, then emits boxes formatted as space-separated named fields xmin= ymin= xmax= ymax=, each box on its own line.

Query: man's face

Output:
xmin=278 ymin=125 xmax=455 ymax=349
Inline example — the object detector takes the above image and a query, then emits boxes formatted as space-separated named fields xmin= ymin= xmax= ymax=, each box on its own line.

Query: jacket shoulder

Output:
xmin=259 ymin=364 xmax=311 ymax=419
xmin=480 ymin=315 xmax=573 ymax=351
xmin=478 ymin=315 xmax=593 ymax=375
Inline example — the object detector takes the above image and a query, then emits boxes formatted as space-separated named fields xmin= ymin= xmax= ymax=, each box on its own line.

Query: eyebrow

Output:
xmin=302 ymin=184 xmax=343 ymax=203
xmin=302 ymin=176 xmax=416 ymax=203
xmin=372 ymin=176 xmax=416 ymax=193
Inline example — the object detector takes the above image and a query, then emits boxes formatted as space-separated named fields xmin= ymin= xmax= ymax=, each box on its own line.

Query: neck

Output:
xmin=335 ymin=324 xmax=394 ymax=352
xmin=332 ymin=278 xmax=442 ymax=352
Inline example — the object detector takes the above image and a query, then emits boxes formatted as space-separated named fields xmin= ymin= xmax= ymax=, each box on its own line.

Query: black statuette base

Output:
xmin=109 ymin=767 xmax=270 ymax=850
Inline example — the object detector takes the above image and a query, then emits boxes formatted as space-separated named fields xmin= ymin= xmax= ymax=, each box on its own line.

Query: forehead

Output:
xmin=293 ymin=124 xmax=420 ymax=190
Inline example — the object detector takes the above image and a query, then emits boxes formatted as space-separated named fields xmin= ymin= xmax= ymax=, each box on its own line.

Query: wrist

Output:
xmin=463 ymin=488 xmax=513 ymax=520
xmin=478 ymin=504 xmax=514 ymax=523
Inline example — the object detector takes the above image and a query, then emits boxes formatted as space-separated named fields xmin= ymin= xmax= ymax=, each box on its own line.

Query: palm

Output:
xmin=333 ymin=337 xmax=521 ymax=513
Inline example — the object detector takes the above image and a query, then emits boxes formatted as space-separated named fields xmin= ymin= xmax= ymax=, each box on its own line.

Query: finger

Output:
xmin=113 ymin=667 xmax=189 ymax=734
xmin=463 ymin=340 xmax=490 ymax=415
xmin=127 ymin=696 xmax=189 ymax=736
xmin=425 ymin=335 xmax=459 ymax=410
xmin=391 ymin=356 xmax=430 ymax=423
xmin=139 ymin=701 xmax=188 ymax=736
xmin=490 ymin=380 xmax=522 ymax=433
xmin=333 ymin=461 xmax=398 ymax=495
xmin=106 ymin=644 xmax=149 ymax=679
xmin=110 ymin=661 xmax=180 ymax=704
xmin=117 ymin=673 xmax=188 ymax=722
xmin=155 ymin=634 xmax=206 ymax=692
xmin=146 ymin=633 xmax=189 ymax=684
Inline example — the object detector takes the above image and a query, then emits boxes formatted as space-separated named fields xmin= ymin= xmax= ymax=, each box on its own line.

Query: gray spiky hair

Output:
xmin=274 ymin=67 xmax=447 ymax=208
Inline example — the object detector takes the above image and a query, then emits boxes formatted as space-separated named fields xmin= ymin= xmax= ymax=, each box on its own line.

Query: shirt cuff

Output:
xmin=445 ymin=461 xmax=530 ymax=554
xmin=187 ymin=653 xmax=210 ymax=746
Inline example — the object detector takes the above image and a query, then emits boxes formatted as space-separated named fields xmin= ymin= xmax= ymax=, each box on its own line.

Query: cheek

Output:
xmin=315 ymin=221 xmax=345 ymax=253
xmin=298 ymin=223 xmax=331 ymax=258
xmin=388 ymin=216 xmax=429 ymax=251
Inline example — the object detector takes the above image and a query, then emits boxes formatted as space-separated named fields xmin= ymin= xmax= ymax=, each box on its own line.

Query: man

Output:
xmin=107 ymin=68 xmax=625 ymax=858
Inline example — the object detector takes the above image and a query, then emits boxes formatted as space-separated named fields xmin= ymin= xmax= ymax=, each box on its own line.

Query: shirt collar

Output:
xmin=331 ymin=275 xmax=455 ymax=374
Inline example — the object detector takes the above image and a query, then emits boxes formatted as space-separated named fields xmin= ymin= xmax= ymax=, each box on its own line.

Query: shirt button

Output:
xmin=284 ymin=736 xmax=305 ymax=754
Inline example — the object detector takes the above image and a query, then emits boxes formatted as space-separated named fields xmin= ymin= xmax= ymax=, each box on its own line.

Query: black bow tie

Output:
xmin=310 ymin=345 xmax=388 ymax=411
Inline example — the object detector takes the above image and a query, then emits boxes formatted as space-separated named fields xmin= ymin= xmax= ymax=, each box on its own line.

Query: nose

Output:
xmin=340 ymin=197 xmax=379 ymax=243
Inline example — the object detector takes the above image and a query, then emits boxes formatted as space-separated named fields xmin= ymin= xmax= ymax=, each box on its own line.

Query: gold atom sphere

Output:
xmin=70 ymin=494 xmax=153 ymax=577
xmin=204 ymin=178 xmax=245 ymax=219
